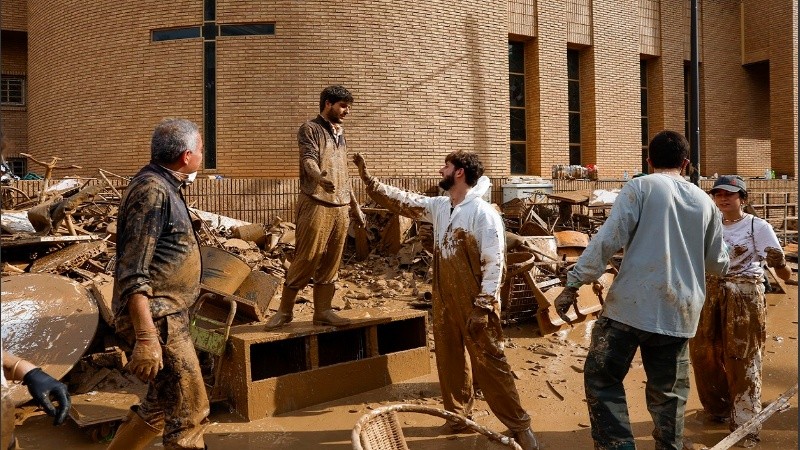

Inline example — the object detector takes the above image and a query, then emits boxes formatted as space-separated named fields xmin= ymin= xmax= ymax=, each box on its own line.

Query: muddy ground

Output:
xmin=15 ymin=283 xmax=798 ymax=449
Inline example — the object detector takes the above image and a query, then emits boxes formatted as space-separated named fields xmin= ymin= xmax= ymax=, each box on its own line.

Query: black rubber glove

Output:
xmin=22 ymin=368 xmax=71 ymax=425
xmin=553 ymin=287 xmax=579 ymax=325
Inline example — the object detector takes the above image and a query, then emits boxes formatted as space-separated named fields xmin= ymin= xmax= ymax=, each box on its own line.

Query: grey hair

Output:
xmin=151 ymin=118 xmax=200 ymax=164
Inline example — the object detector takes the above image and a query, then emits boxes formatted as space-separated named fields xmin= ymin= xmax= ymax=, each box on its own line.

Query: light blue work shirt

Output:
xmin=567 ymin=173 xmax=729 ymax=337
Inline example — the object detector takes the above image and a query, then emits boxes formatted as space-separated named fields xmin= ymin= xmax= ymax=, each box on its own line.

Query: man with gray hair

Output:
xmin=109 ymin=118 xmax=208 ymax=450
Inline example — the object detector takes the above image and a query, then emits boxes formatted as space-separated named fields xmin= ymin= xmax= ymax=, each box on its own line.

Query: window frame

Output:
xmin=1 ymin=75 xmax=26 ymax=106
xmin=567 ymin=49 xmax=581 ymax=166
xmin=509 ymin=41 xmax=527 ymax=175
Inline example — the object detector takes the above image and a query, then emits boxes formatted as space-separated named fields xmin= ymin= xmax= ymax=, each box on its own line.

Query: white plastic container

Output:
xmin=502 ymin=182 xmax=554 ymax=204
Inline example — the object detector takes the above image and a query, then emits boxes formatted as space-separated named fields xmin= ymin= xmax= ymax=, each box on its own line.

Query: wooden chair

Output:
xmin=351 ymin=403 xmax=523 ymax=450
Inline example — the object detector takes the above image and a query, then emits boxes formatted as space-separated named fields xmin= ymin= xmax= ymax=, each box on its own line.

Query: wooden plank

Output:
xmin=1 ymin=233 xmax=99 ymax=247
xmin=709 ymin=384 xmax=798 ymax=450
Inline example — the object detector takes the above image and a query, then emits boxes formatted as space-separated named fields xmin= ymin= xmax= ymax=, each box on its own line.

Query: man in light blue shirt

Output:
xmin=554 ymin=130 xmax=728 ymax=450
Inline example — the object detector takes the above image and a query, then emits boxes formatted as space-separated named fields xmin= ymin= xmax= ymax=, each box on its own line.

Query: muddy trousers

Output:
xmin=584 ymin=317 xmax=690 ymax=450
xmin=118 ymin=312 xmax=210 ymax=450
xmin=690 ymin=280 xmax=765 ymax=434
xmin=434 ymin=305 xmax=531 ymax=433
xmin=284 ymin=193 xmax=349 ymax=290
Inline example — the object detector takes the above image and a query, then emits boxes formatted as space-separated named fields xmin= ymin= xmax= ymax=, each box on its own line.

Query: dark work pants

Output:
xmin=584 ymin=317 xmax=690 ymax=450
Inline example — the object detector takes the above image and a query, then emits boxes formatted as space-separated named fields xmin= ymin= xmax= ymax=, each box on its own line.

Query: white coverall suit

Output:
xmin=364 ymin=175 xmax=532 ymax=432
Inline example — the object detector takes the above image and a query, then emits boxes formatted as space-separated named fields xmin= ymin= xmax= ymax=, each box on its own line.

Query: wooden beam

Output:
xmin=709 ymin=384 xmax=798 ymax=450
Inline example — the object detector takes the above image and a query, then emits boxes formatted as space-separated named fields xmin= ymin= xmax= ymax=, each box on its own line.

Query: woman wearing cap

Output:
xmin=690 ymin=175 xmax=792 ymax=448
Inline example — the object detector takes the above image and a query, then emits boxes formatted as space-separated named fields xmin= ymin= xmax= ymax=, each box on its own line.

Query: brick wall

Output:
xmin=646 ymin=0 xmax=685 ymax=140
xmin=701 ymin=1 xmax=797 ymax=177
xmin=586 ymin=0 xmax=641 ymax=176
xmin=0 ymin=0 xmax=27 ymax=31
xmin=12 ymin=0 xmax=800 ymax=181
xmin=567 ymin=0 xmax=592 ymax=46
xmin=526 ymin=1 xmax=569 ymax=176
xmin=1 ymin=31 xmax=28 ymax=155
xmin=639 ymin=0 xmax=660 ymax=57
xmin=766 ymin=0 xmax=798 ymax=179
xmin=27 ymin=0 xmax=203 ymax=173
xmin=509 ymin=0 xmax=536 ymax=38
xmin=27 ymin=0 xmax=510 ymax=179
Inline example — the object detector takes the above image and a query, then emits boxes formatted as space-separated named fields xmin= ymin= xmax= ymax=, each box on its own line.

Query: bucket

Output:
xmin=231 ymin=224 xmax=267 ymax=247
xmin=200 ymin=247 xmax=252 ymax=295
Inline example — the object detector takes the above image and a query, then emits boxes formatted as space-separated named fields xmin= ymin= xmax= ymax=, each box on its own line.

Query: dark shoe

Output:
xmin=514 ymin=428 xmax=540 ymax=450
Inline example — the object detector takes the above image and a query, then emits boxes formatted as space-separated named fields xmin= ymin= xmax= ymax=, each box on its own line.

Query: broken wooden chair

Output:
xmin=351 ymin=403 xmax=523 ymax=450
xmin=189 ymin=292 xmax=237 ymax=403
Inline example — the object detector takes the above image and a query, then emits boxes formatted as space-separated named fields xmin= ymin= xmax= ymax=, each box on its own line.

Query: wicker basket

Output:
xmin=351 ymin=403 xmax=523 ymax=450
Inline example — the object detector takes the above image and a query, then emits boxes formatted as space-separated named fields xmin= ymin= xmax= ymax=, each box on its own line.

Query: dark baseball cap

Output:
xmin=710 ymin=175 xmax=747 ymax=194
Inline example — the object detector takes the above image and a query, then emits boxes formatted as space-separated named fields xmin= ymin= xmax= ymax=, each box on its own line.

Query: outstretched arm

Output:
xmin=353 ymin=153 xmax=434 ymax=222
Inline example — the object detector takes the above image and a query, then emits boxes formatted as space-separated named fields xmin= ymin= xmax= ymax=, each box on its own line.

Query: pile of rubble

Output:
xmin=0 ymin=173 xmax=628 ymax=441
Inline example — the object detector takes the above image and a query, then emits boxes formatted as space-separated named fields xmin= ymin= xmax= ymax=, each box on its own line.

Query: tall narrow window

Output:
xmin=640 ymin=60 xmax=649 ymax=173
xmin=567 ymin=50 xmax=581 ymax=165
xmin=509 ymin=42 xmax=526 ymax=174
xmin=683 ymin=64 xmax=689 ymax=139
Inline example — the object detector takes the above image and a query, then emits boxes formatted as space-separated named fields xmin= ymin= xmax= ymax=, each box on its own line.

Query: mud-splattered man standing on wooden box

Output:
xmin=265 ymin=85 xmax=365 ymax=331
xmin=352 ymin=150 xmax=541 ymax=450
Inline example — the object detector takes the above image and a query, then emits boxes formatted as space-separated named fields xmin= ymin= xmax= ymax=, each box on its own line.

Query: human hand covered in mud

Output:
xmin=316 ymin=170 xmax=335 ymax=193
xmin=467 ymin=306 xmax=504 ymax=357
xmin=467 ymin=306 xmax=490 ymax=335
xmin=350 ymin=192 xmax=367 ymax=229
xmin=128 ymin=328 xmax=163 ymax=383
xmin=352 ymin=153 xmax=372 ymax=181
xmin=554 ymin=287 xmax=579 ymax=325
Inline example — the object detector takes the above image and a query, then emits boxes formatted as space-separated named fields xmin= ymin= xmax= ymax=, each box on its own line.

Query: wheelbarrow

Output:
xmin=189 ymin=292 xmax=237 ymax=403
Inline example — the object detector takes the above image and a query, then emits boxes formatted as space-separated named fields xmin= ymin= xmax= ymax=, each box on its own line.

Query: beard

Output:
xmin=438 ymin=173 xmax=455 ymax=191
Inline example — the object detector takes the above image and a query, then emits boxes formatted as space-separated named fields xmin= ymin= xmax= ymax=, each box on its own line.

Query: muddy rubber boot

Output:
xmin=264 ymin=287 xmax=299 ymax=330
xmin=107 ymin=407 xmax=163 ymax=450
xmin=312 ymin=283 xmax=351 ymax=326
xmin=514 ymin=427 xmax=540 ymax=450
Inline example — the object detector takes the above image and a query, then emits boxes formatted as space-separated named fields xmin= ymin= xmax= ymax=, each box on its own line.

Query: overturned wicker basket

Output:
xmin=351 ymin=403 xmax=523 ymax=450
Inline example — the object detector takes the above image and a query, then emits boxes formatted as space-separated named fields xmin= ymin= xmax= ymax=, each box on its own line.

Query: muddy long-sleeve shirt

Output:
xmin=363 ymin=176 xmax=505 ymax=313
xmin=298 ymin=115 xmax=352 ymax=206
xmin=567 ymin=173 xmax=729 ymax=337
xmin=112 ymin=163 xmax=201 ymax=328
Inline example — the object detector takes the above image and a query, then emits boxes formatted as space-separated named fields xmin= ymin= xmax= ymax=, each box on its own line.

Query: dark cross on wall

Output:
xmin=151 ymin=0 xmax=274 ymax=169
